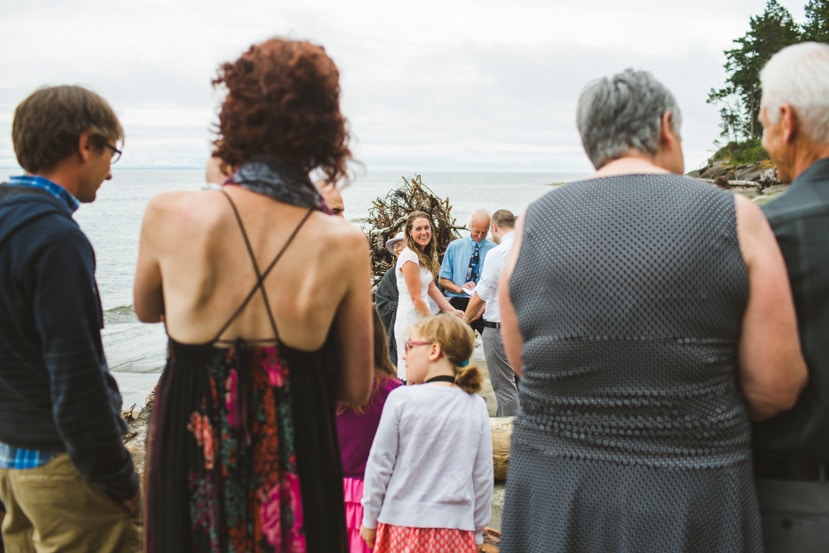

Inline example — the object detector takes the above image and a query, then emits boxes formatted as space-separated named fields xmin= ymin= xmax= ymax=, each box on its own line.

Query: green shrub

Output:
xmin=711 ymin=139 xmax=770 ymax=164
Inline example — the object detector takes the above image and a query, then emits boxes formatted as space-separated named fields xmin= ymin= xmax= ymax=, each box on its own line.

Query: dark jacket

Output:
xmin=374 ymin=266 xmax=399 ymax=365
xmin=0 ymin=184 xmax=138 ymax=501
xmin=754 ymin=158 xmax=829 ymax=461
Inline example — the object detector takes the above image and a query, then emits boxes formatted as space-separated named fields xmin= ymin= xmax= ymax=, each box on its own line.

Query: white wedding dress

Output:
xmin=393 ymin=247 xmax=434 ymax=379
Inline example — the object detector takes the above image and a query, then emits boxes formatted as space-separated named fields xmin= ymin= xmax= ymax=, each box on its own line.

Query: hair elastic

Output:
xmin=459 ymin=360 xmax=469 ymax=367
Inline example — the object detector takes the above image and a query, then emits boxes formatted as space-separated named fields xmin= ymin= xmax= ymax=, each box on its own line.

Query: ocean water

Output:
xmin=0 ymin=167 xmax=584 ymax=406
xmin=59 ymin=168 xmax=584 ymax=316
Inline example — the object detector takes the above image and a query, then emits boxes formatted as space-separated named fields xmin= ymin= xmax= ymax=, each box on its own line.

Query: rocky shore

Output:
xmin=687 ymin=159 xmax=789 ymax=203
xmin=688 ymin=158 xmax=778 ymax=186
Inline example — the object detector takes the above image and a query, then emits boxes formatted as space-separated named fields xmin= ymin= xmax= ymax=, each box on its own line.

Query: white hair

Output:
xmin=467 ymin=209 xmax=490 ymax=227
xmin=761 ymin=42 xmax=829 ymax=143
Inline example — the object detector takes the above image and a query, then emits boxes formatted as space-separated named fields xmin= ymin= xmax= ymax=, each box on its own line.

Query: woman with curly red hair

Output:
xmin=136 ymin=38 xmax=373 ymax=553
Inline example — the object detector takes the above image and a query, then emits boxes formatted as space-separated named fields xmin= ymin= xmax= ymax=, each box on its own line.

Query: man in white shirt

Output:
xmin=464 ymin=209 xmax=519 ymax=416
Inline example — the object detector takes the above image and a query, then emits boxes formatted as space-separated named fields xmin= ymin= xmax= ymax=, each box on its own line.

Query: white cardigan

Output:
xmin=361 ymin=383 xmax=493 ymax=543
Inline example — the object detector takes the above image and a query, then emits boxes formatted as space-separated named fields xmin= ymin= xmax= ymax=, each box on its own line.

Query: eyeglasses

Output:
xmin=103 ymin=143 xmax=122 ymax=164
xmin=404 ymin=340 xmax=432 ymax=352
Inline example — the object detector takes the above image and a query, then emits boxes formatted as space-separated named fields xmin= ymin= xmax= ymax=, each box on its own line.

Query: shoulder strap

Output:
xmin=213 ymin=189 xmax=315 ymax=343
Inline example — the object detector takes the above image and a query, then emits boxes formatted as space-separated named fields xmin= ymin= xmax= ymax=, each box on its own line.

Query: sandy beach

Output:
xmin=105 ymin=322 xmax=166 ymax=410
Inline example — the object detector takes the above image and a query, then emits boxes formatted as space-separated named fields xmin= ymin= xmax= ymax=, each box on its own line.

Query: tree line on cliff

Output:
xmin=707 ymin=0 xmax=828 ymax=152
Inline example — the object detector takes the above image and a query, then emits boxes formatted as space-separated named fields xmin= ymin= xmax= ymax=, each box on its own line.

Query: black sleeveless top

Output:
xmin=500 ymin=174 xmax=762 ymax=552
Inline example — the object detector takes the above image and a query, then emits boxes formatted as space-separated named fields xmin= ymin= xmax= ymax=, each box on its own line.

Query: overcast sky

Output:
xmin=0 ymin=0 xmax=808 ymax=174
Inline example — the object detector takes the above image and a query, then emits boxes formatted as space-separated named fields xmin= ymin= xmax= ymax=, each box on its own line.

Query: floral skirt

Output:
xmin=146 ymin=339 xmax=347 ymax=552
xmin=374 ymin=523 xmax=476 ymax=553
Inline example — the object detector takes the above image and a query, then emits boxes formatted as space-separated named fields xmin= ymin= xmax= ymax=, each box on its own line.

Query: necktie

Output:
xmin=465 ymin=242 xmax=480 ymax=283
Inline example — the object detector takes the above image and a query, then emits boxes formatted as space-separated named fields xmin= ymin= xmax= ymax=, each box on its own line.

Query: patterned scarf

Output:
xmin=227 ymin=157 xmax=329 ymax=213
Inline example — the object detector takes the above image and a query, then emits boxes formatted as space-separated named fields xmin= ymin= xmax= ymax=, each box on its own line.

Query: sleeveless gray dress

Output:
xmin=500 ymin=174 xmax=762 ymax=552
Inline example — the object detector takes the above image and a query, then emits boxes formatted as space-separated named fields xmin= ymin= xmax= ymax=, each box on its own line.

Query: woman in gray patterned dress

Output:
xmin=497 ymin=69 xmax=807 ymax=552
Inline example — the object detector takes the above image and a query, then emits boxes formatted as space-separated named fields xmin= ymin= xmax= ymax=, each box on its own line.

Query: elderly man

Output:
xmin=0 ymin=86 xmax=141 ymax=552
xmin=753 ymin=42 xmax=829 ymax=552
xmin=464 ymin=209 xmax=519 ymax=416
xmin=438 ymin=209 xmax=495 ymax=334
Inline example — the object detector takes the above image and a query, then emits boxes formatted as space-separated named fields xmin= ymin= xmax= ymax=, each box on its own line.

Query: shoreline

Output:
xmin=105 ymin=322 xmax=166 ymax=411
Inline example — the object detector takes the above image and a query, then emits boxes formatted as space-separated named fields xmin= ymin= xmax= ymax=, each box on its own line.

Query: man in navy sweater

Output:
xmin=0 ymin=86 xmax=141 ymax=552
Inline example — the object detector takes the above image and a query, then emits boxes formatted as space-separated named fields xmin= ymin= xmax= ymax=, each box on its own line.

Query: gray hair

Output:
xmin=761 ymin=42 xmax=829 ymax=144
xmin=576 ymin=69 xmax=682 ymax=169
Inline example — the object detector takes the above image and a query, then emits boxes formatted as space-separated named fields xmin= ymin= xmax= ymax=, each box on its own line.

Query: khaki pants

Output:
xmin=0 ymin=453 xmax=141 ymax=553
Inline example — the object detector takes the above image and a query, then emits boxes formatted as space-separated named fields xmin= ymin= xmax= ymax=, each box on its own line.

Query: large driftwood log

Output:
xmin=491 ymin=416 xmax=513 ymax=482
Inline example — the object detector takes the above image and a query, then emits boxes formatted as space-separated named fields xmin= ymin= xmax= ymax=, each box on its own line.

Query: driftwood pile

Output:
xmin=365 ymin=174 xmax=464 ymax=287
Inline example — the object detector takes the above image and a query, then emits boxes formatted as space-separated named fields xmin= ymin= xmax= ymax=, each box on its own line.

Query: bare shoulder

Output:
xmin=733 ymin=193 xmax=764 ymax=226
xmin=733 ymin=193 xmax=776 ymax=265
xmin=313 ymin=212 xmax=368 ymax=246
xmin=144 ymin=188 xmax=222 ymax=216
xmin=142 ymin=189 xmax=226 ymax=230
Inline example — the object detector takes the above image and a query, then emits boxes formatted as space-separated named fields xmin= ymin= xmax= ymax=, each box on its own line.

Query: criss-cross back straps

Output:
xmin=212 ymin=189 xmax=315 ymax=343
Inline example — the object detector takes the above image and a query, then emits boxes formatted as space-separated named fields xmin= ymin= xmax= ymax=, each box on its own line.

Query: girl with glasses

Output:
xmin=360 ymin=314 xmax=493 ymax=552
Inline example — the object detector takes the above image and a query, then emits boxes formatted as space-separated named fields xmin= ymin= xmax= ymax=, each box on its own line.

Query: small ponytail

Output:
xmin=454 ymin=363 xmax=482 ymax=394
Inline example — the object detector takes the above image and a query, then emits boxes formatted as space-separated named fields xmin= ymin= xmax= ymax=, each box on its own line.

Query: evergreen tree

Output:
xmin=708 ymin=0 xmax=801 ymax=140
xmin=803 ymin=0 xmax=829 ymax=41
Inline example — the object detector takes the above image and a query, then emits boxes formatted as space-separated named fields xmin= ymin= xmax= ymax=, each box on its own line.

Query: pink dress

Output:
xmin=336 ymin=375 xmax=403 ymax=552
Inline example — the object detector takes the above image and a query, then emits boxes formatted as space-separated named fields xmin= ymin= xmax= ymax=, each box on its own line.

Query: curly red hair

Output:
xmin=212 ymin=37 xmax=352 ymax=183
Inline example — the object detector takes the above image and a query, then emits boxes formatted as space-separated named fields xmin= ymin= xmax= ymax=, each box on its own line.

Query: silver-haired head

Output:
xmin=576 ymin=68 xmax=682 ymax=169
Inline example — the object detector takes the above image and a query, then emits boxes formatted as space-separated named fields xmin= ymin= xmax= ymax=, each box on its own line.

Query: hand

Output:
xmin=462 ymin=281 xmax=476 ymax=290
xmin=453 ymin=308 xmax=464 ymax=318
xmin=360 ymin=525 xmax=377 ymax=548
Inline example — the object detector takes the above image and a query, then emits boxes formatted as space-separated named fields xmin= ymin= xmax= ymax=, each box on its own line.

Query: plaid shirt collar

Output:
xmin=0 ymin=441 xmax=57 ymax=469
xmin=7 ymin=174 xmax=80 ymax=212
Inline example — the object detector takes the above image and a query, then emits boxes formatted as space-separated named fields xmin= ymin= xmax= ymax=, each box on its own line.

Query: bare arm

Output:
xmin=438 ymin=276 xmax=463 ymax=295
xmin=428 ymin=280 xmax=461 ymax=315
xmin=334 ymin=230 xmax=374 ymax=406
xmin=735 ymin=195 xmax=807 ymax=420
xmin=498 ymin=214 xmax=525 ymax=375
xmin=464 ymin=292 xmax=485 ymax=323
xmin=133 ymin=196 xmax=165 ymax=322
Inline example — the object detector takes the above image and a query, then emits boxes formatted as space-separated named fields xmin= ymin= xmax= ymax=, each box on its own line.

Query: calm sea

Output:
xmin=2 ymin=168 xmax=582 ymax=317
xmin=0 ymin=167 xmax=583 ymax=406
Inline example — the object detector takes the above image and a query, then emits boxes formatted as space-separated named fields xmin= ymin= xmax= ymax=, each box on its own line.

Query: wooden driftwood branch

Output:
xmin=365 ymin=174 xmax=463 ymax=287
